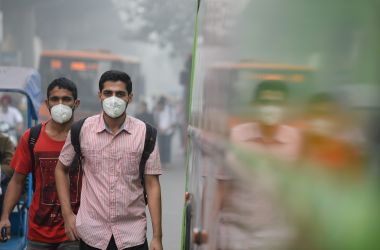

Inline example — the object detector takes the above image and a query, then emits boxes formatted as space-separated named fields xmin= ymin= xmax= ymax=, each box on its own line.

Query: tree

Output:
xmin=112 ymin=0 xmax=196 ymax=57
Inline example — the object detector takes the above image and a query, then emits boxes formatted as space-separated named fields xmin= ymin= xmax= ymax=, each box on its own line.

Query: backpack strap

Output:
xmin=70 ymin=118 xmax=87 ymax=158
xmin=140 ymin=122 xmax=157 ymax=205
xmin=28 ymin=123 xmax=42 ymax=192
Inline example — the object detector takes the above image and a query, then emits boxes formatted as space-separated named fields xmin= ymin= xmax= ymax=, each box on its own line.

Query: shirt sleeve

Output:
xmin=58 ymin=130 xmax=76 ymax=167
xmin=230 ymin=123 xmax=252 ymax=143
xmin=10 ymin=130 xmax=32 ymax=175
xmin=144 ymin=141 xmax=162 ymax=175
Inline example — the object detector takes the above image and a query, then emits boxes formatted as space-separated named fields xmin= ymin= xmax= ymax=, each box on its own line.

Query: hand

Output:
xmin=63 ymin=213 xmax=79 ymax=241
xmin=150 ymin=237 xmax=163 ymax=250
xmin=0 ymin=219 xmax=11 ymax=242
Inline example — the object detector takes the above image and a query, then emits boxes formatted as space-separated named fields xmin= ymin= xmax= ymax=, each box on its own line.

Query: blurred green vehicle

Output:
xmin=182 ymin=0 xmax=380 ymax=250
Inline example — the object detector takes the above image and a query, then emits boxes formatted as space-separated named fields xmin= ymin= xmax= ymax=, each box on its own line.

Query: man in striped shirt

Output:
xmin=55 ymin=70 xmax=163 ymax=250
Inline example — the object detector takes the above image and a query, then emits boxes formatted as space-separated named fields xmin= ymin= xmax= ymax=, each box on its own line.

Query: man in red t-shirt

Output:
xmin=0 ymin=78 xmax=81 ymax=249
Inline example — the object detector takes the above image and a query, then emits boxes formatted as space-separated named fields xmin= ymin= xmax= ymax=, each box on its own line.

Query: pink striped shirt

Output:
xmin=59 ymin=114 xmax=161 ymax=249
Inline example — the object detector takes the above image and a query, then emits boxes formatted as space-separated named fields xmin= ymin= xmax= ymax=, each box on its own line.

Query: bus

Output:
xmin=38 ymin=50 xmax=144 ymax=121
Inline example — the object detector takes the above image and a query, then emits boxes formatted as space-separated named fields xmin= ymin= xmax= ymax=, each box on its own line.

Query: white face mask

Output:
xmin=51 ymin=104 xmax=73 ymax=124
xmin=257 ymin=105 xmax=284 ymax=126
xmin=102 ymin=96 xmax=127 ymax=118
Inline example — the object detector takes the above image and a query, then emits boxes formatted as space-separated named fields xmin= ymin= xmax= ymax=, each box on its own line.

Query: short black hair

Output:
xmin=47 ymin=77 xmax=78 ymax=100
xmin=157 ymin=96 xmax=167 ymax=105
xmin=140 ymin=100 xmax=148 ymax=107
xmin=253 ymin=80 xmax=288 ymax=103
xmin=99 ymin=70 xmax=132 ymax=94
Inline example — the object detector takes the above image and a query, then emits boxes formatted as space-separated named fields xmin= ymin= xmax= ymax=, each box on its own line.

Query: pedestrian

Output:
xmin=0 ymin=132 xmax=14 ymax=213
xmin=155 ymin=96 xmax=174 ymax=167
xmin=301 ymin=92 xmax=364 ymax=171
xmin=55 ymin=70 xmax=163 ymax=250
xmin=0 ymin=77 xmax=82 ymax=249
xmin=0 ymin=94 xmax=24 ymax=144
xmin=135 ymin=100 xmax=155 ymax=126
xmin=212 ymin=80 xmax=301 ymax=250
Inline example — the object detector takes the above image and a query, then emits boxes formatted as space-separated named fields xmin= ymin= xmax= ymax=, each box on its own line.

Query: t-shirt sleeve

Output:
xmin=58 ymin=130 xmax=76 ymax=167
xmin=10 ymin=130 xmax=32 ymax=175
xmin=144 ymin=141 xmax=162 ymax=175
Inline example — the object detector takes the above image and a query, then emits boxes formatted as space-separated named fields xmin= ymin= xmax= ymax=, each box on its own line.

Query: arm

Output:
xmin=145 ymin=175 xmax=163 ymax=250
xmin=0 ymin=172 xmax=27 ymax=240
xmin=55 ymin=160 xmax=79 ymax=240
xmin=213 ymin=180 xmax=228 ymax=215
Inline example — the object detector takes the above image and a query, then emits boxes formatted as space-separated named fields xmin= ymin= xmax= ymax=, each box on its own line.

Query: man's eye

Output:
xmin=62 ymin=97 xmax=73 ymax=102
xmin=50 ymin=97 xmax=59 ymax=102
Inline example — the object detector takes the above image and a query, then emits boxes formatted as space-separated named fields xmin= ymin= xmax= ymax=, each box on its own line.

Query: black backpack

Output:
xmin=28 ymin=123 xmax=42 ymax=193
xmin=28 ymin=119 xmax=157 ymax=204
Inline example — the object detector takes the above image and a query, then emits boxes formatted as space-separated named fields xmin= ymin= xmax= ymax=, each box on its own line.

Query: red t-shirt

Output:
xmin=10 ymin=123 xmax=82 ymax=243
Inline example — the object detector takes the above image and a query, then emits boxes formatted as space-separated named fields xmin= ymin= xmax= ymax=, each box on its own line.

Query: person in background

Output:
xmin=230 ymin=80 xmax=301 ymax=160
xmin=0 ymin=133 xmax=14 ymax=214
xmin=135 ymin=100 xmax=155 ymax=126
xmin=0 ymin=94 xmax=24 ymax=144
xmin=211 ymin=80 xmax=301 ymax=250
xmin=55 ymin=70 xmax=163 ymax=250
xmin=155 ymin=96 xmax=175 ymax=167
xmin=301 ymin=93 xmax=364 ymax=172
xmin=0 ymin=78 xmax=81 ymax=249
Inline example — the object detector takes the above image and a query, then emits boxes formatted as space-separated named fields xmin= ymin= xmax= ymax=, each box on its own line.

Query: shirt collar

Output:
xmin=96 ymin=112 xmax=132 ymax=134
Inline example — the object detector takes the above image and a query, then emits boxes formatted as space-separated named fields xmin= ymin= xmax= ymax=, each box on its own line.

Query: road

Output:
xmin=147 ymin=133 xmax=186 ymax=250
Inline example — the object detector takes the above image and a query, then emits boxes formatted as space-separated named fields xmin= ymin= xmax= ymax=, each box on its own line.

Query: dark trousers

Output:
xmin=80 ymin=236 xmax=148 ymax=250
xmin=158 ymin=133 xmax=172 ymax=164
xmin=0 ymin=176 xmax=10 ymax=214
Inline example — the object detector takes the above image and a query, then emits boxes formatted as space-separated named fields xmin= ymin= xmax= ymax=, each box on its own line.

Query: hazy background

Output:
xmin=0 ymin=0 xmax=195 ymax=106
xmin=0 ymin=1 xmax=195 ymax=249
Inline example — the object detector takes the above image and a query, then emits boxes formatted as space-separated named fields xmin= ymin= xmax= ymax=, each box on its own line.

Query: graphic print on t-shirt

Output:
xmin=33 ymin=151 xmax=82 ymax=226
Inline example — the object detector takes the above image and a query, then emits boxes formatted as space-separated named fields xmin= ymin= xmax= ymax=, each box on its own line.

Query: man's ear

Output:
xmin=44 ymin=99 xmax=49 ymax=109
xmin=128 ymin=93 xmax=133 ymax=103
xmin=98 ymin=91 xmax=102 ymax=100
xmin=73 ymin=99 xmax=80 ymax=110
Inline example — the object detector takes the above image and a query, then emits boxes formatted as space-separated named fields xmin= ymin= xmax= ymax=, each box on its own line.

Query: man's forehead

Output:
xmin=102 ymin=81 xmax=127 ymax=91
xmin=102 ymin=87 xmax=127 ymax=93
xmin=49 ymin=87 xmax=74 ymax=97
xmin=258 ymin=90 xmax=285 ymax=101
